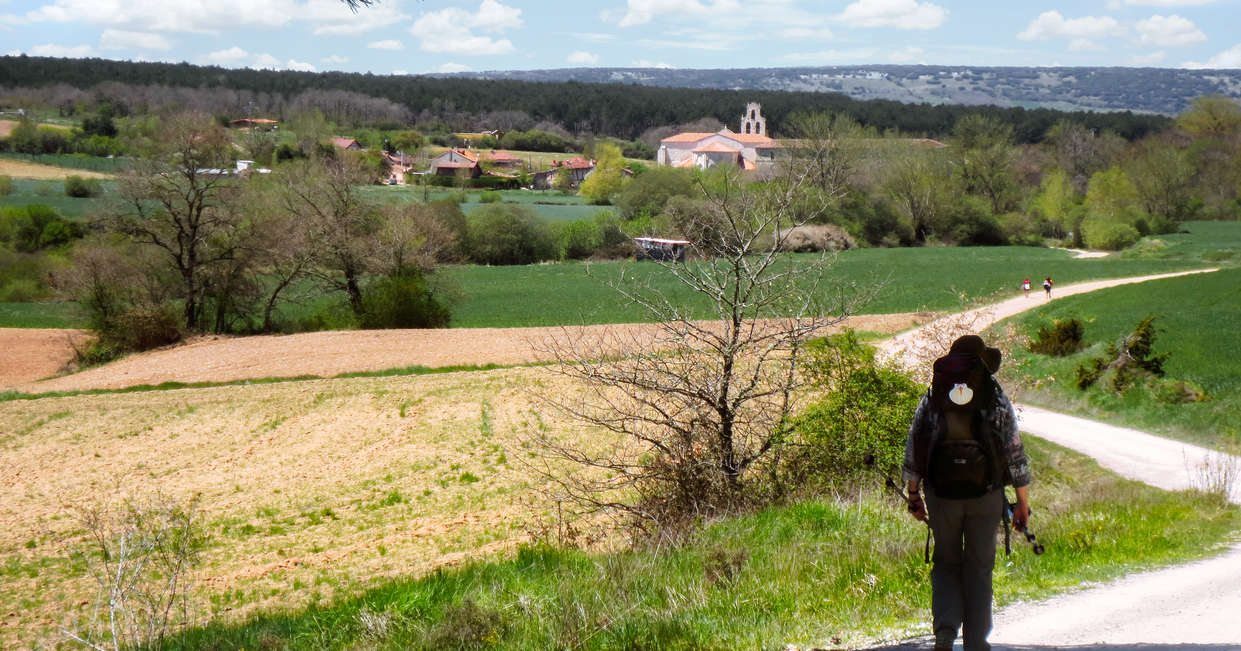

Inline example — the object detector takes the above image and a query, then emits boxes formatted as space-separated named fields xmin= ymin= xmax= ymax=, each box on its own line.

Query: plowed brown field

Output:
xmin=11 ymin=313 xmax=928 ymax=394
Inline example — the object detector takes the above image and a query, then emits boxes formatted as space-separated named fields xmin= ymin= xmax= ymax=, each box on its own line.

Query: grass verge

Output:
xmin=995 ymin=265 xmax=1241 ymax=449
xmin=170 ymin=437 xmax=1239 ymax=650
xmin=0 ymin=362 xmax=526 ymax=404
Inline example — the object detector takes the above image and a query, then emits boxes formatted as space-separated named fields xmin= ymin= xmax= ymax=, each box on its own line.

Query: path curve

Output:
xmin=879 ymin=269 xmax=1218 ymax=380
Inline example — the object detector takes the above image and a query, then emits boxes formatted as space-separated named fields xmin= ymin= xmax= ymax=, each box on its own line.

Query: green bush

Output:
xmin=557 ymin=219 xmax=602 ymax=260
xmin=64 ymin=175 xmax=103 ymax=198
xmin=1028 ymin=318 xmax=1085 ymax=356
xmin=790 ymin=331 xmax=924 ymax=486
xmin=360 ymin=269 xmax=451 ymax=329
xmin=478 ymin=191 xmax=502 ymax=204
xmin=1083 ymin=220 xmax=1140 ymax=251
xmin=0 ymin=175 xmax=11 ymax=196
xmin=465 ymin=204 xmax=558 ymax=265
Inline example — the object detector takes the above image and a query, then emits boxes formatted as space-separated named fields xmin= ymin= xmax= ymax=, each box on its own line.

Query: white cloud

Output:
xmin=0 ymin=13 xmax=25 ymax=29
xmin=203 ymin=45 xmax=250 ymax=66
xmin=286 ymin=59 xmax=316 ymax=72
xmin=435 ymin=62 xmax=471 ymax=73
xmin=99 ymin=29 xmax=172 ymax=51
xmin=21 ymin=43 xmax=94 ymax=57
xmin=618 ymin=0 xmax=721 ymax=28
xmin=1183 ymin=43 xmax=1241 ymax=68
xmin=303 ymin=0 xmax=410 ymax=36
xmin=889 ymin=45 xmax=925 ymax=63
xmin=368 ymin=39 xmax=405 ymax=51
xmin=836 ymin=0 xmax=948 ymax=30
xmin=1136 ymin=14 xmax=1205 ymax=47
xmin=25 ymin=0 xmax=296 ymax=34
xmin=392 ymin=69 xmax=409 ymax=75
xmin=250 ymin=53 xmax=281 ymax=69
xmin=575 ymin=32 xmax=617 ymax=42
xmin=322 ymin=54 xmax=349 ymax=64
xmin=410 ymin=0 xmax=522 ymax=55
xmin=1018 ymin=11 xmax=1124 ymax=41
xmin=567 ymin=50 xmax=599 ymax=65
xmin=1131 ymin=50 xmax=1167 ymax=65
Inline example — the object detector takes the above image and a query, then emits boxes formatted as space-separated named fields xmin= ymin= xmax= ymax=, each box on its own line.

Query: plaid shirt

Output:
xmin=902 ymin=381 xmax=1031 ymax=489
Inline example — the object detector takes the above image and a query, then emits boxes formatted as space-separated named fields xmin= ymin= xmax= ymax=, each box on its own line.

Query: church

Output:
xmin=656 ymin=103 xmax=783 ymax=171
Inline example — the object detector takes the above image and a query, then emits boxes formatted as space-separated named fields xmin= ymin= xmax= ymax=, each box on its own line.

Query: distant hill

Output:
xmin=435 ymin=65 xmax=1241 ymax=116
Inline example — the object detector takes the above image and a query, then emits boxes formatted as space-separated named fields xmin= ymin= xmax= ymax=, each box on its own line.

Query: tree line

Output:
xmin=0 ymin=55 xmax=1171 ymax=143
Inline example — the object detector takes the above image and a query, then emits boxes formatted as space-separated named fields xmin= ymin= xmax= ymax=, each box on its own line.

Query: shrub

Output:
xmin=1151 ymin=378 xmax=1209 ymax=404
xmin=360 ymin=269 xmax=451 ymax=329
xmin=775 ymin=224 xmax=856 ymax=252
xmin=1073 ymin=316 xmax=1167 ymax=393
xmin=478 ymin=190 xmax=502 ymax=204
xmin=789 ymin=331 xmax=924 ymax=487
xmin=465 ymin=204 xmax=558 ymax=265
xmin=1083 ymin=220 xmax=1140 ymax=251
xmin=0 ymin=175 xmax=11 ymax=196
xmin=1028 ymin=318 xmax=1085 ymax=356
xmin=557 ymin=219 xmax=602 ymax=260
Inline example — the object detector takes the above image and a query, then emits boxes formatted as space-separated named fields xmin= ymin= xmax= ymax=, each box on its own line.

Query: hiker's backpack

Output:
xmin=926 ymin=352 xmax=1004 ymax=500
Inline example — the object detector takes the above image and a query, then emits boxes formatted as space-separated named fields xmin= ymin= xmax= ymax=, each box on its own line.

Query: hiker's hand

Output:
xmin=1012 ymin=499 xmax=1030 ymax=531
xmin=907 ymin=493 xmax=927 ymax=522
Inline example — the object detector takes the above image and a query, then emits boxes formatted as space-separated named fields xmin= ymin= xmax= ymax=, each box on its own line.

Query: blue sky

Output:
xmin=2 ymin=0 xmax=1240 ymax=75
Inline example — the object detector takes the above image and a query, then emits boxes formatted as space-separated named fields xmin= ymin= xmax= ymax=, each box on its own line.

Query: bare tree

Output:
xmin=277 ymin=155 xmax=381 ymax=317
xmin=534 ymin=168 xmax=868 ymax=535
xmin=109 ymin=113 xmax=242 ymax=331
xmin=63 ymin=494 xmax=204 ymax=651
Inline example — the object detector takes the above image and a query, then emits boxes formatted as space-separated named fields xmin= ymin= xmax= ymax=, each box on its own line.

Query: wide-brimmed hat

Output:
xmin=949 ymin=334 xmax=1002 ymax=373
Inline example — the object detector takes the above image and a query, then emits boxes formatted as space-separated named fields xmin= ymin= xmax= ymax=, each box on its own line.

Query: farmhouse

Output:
xmin=482 ymin=150 xmax=523 ymax=168
xmin=657 ymin=103 xmax=782 ymax=171
xmin=330 ymin=137 xmax=363 ymax=151
xmin=429 ymin=148 xmax=482 ymax=177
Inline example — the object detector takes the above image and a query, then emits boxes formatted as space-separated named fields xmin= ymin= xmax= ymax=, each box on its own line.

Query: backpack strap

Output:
xmin=1001 ymin=494 xmax=1012 ymax=556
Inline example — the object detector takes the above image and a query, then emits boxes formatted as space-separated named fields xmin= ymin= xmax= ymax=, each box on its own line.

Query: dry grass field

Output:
xmin=0 ymin=158 xmax=112 ymax=180
xmin=0 ymin=313 xmax=926 ymax=645
xmin=0 ymin=367 xmax=603 ymax=646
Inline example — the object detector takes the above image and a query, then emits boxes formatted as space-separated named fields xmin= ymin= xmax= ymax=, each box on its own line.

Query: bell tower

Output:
xmin=740 ymin=102 xmax=766 ymax=136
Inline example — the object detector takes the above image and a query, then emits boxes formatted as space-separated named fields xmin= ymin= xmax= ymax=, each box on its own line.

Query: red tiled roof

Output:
xmin=693 ymin=142 xmax=741 ymax=153
xmin=555 ymin=157 xmax=595 ymax=169
xmin=331 ymin=137 xmax=360 ymax=149
xmin=435 ymin=161 xmax=478 ymax=169
xmin=661 ymin=132 xmax=716 ymax=144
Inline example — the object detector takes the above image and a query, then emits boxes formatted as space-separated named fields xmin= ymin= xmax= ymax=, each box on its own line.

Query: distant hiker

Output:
xmin=1042 ymin=277 xmax=1053 ymax=298
xmin=903 ymin=335 xmax=1032 ymax=651
xmin=1021 ymin=278 xmax=1031 ymax=298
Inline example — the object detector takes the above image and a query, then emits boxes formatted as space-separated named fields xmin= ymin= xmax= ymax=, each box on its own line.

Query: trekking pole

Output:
xmin=884 ymin=476 xmax=933 ymax=564
xmin=1005 ymin=500 xmax=1045 ymax=555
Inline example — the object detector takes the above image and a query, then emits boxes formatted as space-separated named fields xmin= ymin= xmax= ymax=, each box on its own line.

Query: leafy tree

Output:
xmin=783 ymin=111 xmax=866 ymax=196
xmin=883 ymin=148 xmax=954 ymax=243
xmin=952 ymin=114 xmax=1018 ymax=214
xmin=1085 ymin=166 xmax=1144 ymax=224
xmin=552 ymin=165 xmax=575 ymax=195
xmin=1033 ymin=168 xmax=1079 ymax=239
xmin=614 ymin=166 xmax=694 ymax=219
xmin=1125 ymin=137 xmax=1199 ymax=223
xmin=390 ymin=129 xmax=425 ymax=154
xmin=1176 ymin=95 xmax=1241 ymax=140
xmin=578 ymin=143 xmax=626 ymax=205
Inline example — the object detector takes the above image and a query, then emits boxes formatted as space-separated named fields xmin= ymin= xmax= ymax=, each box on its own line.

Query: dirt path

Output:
xmin=8 ymin=313 xmax=927 ymax=393
xmin=879 ymin=269 xmax=1218 ymax=380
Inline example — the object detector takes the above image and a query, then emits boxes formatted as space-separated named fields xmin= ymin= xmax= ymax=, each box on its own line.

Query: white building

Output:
xmin=656 ymin=103 xmax=782 ymax=171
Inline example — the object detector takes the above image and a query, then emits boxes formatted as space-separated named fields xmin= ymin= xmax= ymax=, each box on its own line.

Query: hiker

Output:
xmin=1042 ymin=277 xmax=1053 ymax=298
xmin=1021 ymin=278 xmax=1031 ymax=298
xmin=902 ymin=335 xmax=1032 ymax=651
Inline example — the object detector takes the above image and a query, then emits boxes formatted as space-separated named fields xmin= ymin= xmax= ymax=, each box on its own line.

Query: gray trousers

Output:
xmin=925 ymin=488 xmax=1004 ymax=651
